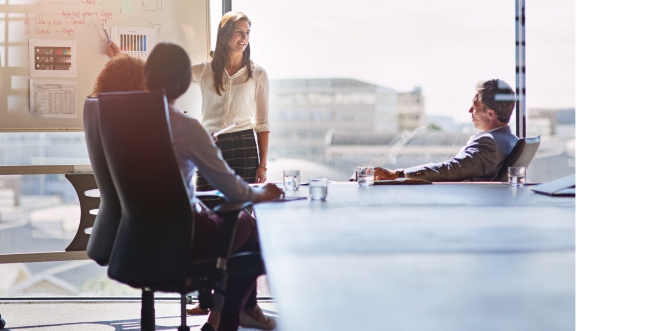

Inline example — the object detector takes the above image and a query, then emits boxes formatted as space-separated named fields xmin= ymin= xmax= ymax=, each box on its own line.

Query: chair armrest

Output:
xmin=207 ymin=201 xmax=254 ymax=269
xmin=196 ymin=191 xmax=227 ymax=210
xmin=213 ymin=201 xmax=253 ymax=215
xmin=195 ymin=190 xmax=223 ymax=197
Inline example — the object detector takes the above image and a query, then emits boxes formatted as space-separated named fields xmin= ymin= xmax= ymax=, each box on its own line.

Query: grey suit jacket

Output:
xmin=404 ymin=126 xmax=518 ymax=182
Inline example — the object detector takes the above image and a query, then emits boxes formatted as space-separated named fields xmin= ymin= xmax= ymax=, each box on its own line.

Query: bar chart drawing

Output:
xmin=112 ymin=26 xmax=157 ymax=60
xmin=29 ymin=79 xmax=77 ymax=118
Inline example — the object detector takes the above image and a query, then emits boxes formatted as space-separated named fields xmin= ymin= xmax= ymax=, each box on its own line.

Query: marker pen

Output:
xmin=101 ymin=23 xmax=112 ymax=45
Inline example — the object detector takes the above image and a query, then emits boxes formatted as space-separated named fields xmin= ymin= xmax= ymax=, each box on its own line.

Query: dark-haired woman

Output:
xmin=192 ymin=11 xmax=269 ymax=186
xmin=145 ymin=42 xmax=281 ymax=331
xmin=189 ymin=12 xmax=276 ymax=330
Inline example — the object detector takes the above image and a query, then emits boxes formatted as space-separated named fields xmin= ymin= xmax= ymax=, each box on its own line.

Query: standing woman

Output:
xmin=192 ymin=11 xmax=269 ymax=187
xmin=189 ymin=12 xmax=277 ymax=330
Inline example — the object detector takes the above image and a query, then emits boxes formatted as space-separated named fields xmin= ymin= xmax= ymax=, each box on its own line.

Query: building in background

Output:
xmin=268 ymin=78 xmax=399 ymax=160
xmin=324 ymin=130 xmax=471 ymax=178
xmin=426 ymin=115 xmax=475 ymax=133
xmin=397 ymin=87 xmax=426 ymax=131
xmin=526 ymin=108 xmax=576 ymax=182
xmin=528 ymin=108 xmax=575 ymax=136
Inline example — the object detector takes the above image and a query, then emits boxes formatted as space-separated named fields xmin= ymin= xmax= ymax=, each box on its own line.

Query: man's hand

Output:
xmin=107 ymin=42 xmax=122 ymax=58
xmin=374 ymin=167 xmax=399 ymax=180
xmin=255 ymin=183 xmax=283 ymax=202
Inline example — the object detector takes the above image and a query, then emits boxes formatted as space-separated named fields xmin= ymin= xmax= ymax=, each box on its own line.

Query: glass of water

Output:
xmin=357 ymin=166 xmax=374 ymax=186
xmin=283 ymin=170 xmax=301 ymax=191
xmin=309 ymin=178 xmax=328 ymax=200
xmin=508 ymin=166 xmax=527 ymax=187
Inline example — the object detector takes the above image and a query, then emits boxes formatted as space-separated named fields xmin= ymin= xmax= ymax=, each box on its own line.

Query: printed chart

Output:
xmin=29 ymin=79 xmax=77 ymax=118
xmin=29 ymin=39 xmax=77 ymax=77
xmin=112 ymin=26 xmax=156 ymax=60
xmin=34 ymin=47 xmax=72 ymax=71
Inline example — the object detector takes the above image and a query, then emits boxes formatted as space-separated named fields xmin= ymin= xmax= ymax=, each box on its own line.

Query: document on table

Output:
xmin=373 ymin=178 xmax=432 ymax=185
xmin=268 ymin=196 xmax=307 ymax=203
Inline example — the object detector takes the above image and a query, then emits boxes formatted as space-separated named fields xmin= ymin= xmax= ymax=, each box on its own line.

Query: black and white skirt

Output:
xmin=196 ymin=129 xmax=259 ymax=190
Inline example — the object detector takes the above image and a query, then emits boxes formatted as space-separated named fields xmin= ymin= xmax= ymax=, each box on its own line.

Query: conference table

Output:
xmin=253 ymin=182 xmax=574 ymax=331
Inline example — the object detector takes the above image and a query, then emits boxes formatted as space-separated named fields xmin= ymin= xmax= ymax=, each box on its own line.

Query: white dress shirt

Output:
xmin=168 ymin=104 xmax=260 ymax=204
xmin=191 ymin=62 xmax=269 ymax=134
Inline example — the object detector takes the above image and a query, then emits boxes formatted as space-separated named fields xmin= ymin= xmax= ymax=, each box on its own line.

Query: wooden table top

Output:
xmin=254 ymin=182 xmax=574 ymax=331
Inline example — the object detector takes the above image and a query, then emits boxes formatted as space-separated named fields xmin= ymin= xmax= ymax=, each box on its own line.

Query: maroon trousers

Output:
xmin=191 ymin=207 xmax=260 ymax=331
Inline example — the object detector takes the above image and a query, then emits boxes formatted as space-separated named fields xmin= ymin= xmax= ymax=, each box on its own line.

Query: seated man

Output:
xmin=375 ymin=79 xmax=519 ymax=182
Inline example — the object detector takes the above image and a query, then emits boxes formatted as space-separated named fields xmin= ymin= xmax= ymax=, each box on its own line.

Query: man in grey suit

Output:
xmin=375 ymin=79 xmax=519 ymax=182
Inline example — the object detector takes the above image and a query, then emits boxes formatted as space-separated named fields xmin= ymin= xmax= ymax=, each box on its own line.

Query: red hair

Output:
xmin=91 ymin=55 xmax=146 ymax=96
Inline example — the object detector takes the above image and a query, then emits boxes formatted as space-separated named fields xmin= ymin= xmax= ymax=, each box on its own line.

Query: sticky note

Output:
xmin=121 ymin=0 xmax=133 ymax=14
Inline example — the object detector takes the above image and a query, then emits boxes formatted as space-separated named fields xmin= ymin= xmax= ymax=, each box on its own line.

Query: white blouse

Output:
xmin=191 ymin=62 xmax=269 ymax=134
xmin=167 ymin=104 xmax=260 ymax=204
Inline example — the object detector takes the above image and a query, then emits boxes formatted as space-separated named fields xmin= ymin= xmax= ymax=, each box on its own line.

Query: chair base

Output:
xmin=140 ymin=290 xmax=191 ymax=331
xmin=141 ymin=289 xmax=155 ymax=331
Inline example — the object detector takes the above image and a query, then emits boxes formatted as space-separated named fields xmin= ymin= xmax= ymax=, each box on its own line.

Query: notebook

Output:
xmin=268 ymin=196 xmax=308 ymax=202
xmin=372 ymin=178 xmax=432 ymax=185
xmin=531 ymin=174 xmax=575 ymax=197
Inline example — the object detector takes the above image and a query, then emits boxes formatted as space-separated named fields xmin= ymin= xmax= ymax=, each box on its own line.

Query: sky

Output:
xmin=211 ymin=0 xmax=575 ymax=123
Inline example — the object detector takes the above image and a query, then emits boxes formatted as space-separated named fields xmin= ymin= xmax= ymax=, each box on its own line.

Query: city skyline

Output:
xmin=216 ymin=0 xmax=575 ymax=122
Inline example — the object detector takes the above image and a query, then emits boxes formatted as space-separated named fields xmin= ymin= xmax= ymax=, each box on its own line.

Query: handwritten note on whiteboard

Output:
xmin=29 ymin=79 xmax=77 ymax=118
xmin=1 ymin=0 xmax=209 ymax=131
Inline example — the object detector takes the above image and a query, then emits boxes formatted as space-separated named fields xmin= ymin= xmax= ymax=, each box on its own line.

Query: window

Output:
xmin=229 ymin=0 xmax=573 ymax=182
xmin=0 ymin=0 xmax=574 ymax=298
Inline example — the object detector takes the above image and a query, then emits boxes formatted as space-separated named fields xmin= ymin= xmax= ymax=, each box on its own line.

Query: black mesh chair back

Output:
xmin=83 ymin=97 xmax=122 ymax=266
xmin=99 ymin=90 xmax=194 ymax=290
xmin=494 ymin=135 xmax=541 ymax=182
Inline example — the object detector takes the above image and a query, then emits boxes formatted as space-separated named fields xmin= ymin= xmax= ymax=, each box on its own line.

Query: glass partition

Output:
xmin=0 ymin=0 xmax=574 ymax=298
xmin=523 ymin=0 xmax=576 ymax=182
xmin=229 ymin=0 xmax=573 ymax=182
xmin=0 ymin=133 xmax=120 ymax=297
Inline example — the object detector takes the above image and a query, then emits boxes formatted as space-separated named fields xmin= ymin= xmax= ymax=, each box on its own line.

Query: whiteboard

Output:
xmin=0 ymin=0 xmax=210 ymax=132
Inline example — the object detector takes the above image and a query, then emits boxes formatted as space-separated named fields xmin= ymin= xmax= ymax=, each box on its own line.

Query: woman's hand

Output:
xmin=256 ymin=183 xmax=283 ymax=202
xmin=107 ymin=42 xmax=122 ymax=58
xmin=255 ymin=165 xmax=267 ymax=183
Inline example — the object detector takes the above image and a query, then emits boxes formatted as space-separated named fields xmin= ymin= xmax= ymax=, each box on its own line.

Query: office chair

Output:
xmin=83 ymin=98 xmax=122 ymax=266
xmin=84 ymin=98 xmax=225 ymax=265
xmin=494 ymin=135 xmax=541 ymax=182
xmin=97 ymin=90 xmax=264 ymax=331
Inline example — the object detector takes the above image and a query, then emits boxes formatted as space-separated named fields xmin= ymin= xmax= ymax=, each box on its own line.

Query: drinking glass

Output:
xmin=283 ymin=170 xmax=301 ymax=191
xmin=357 ymin=166 xmax=374 ymax=186
xmin=309 ymin=178 xmax=328 ymax=200
xmin=508 ymin=167 xmax=527 ymax=187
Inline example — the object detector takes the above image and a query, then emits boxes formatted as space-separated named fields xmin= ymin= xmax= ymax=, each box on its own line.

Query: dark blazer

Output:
xmin=404 ymin=126 xmax=518 ymax=182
